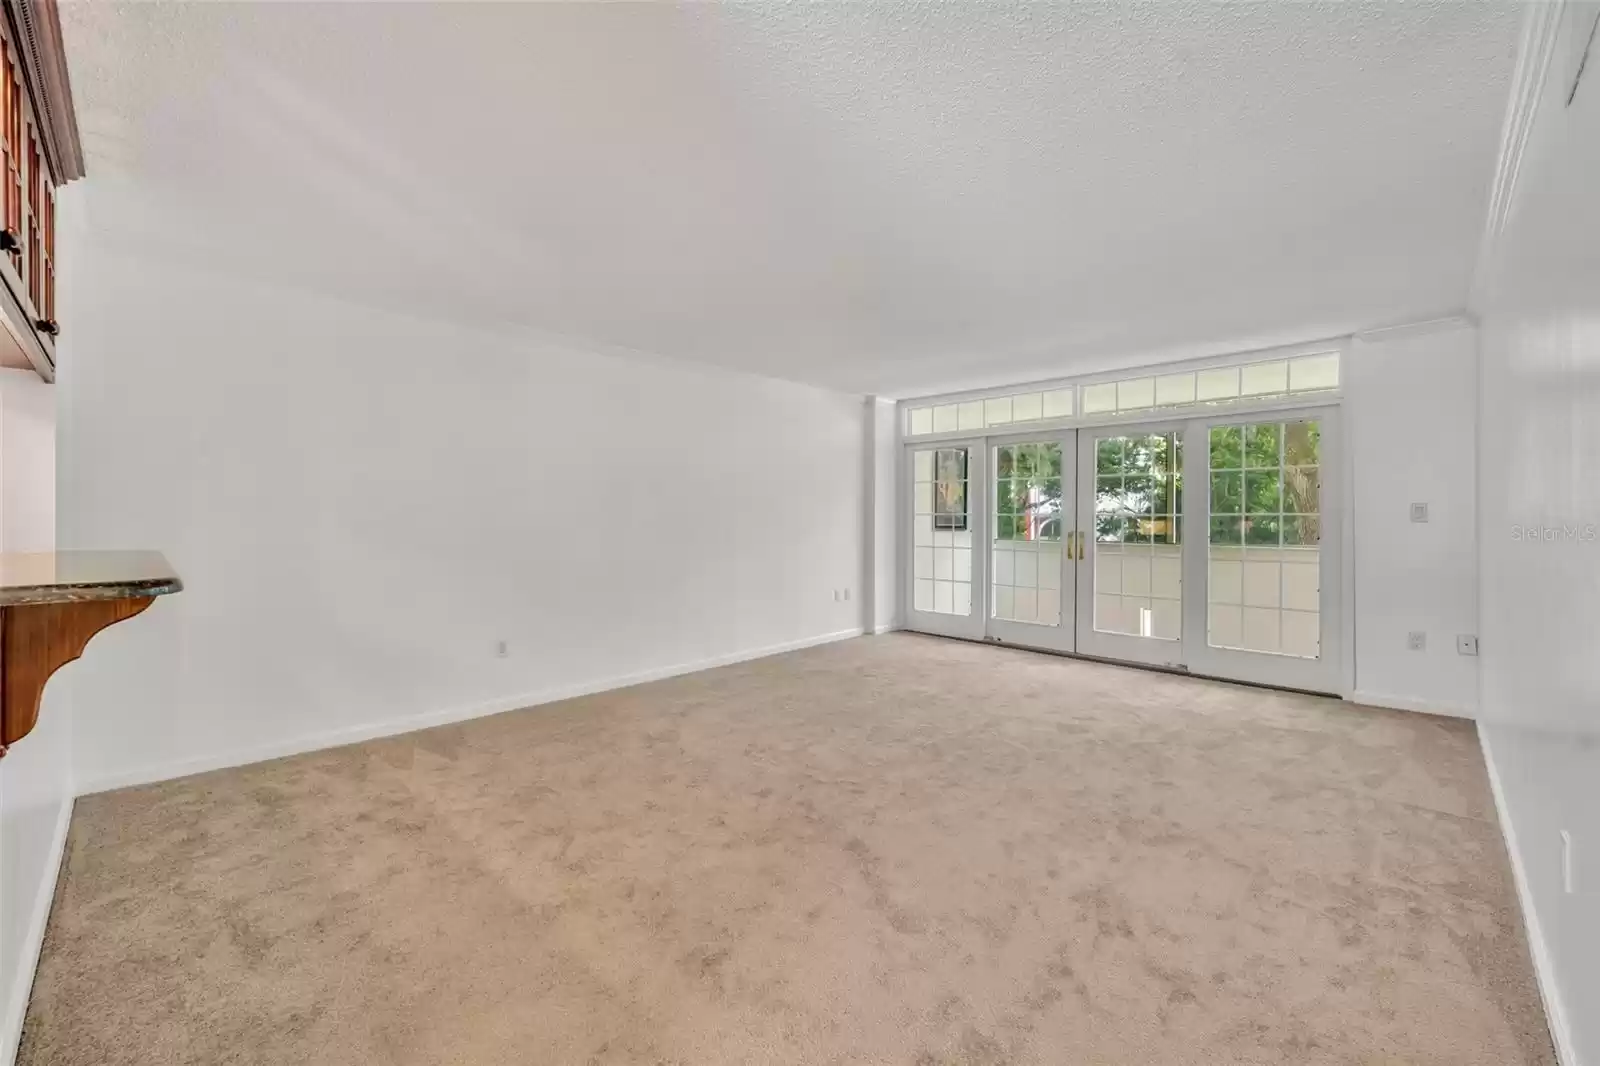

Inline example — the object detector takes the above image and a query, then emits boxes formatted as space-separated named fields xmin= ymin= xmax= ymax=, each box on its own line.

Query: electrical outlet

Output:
xmin=1410 ymin=502 xmax=1430 ymax=523
xmin=1456 ymin=634 xmax=1479 ymax=656
xmin=495 ymin=640 xmax=509 ymax=659
xmin=1407 ymin=631 xmax=1427 ymax=651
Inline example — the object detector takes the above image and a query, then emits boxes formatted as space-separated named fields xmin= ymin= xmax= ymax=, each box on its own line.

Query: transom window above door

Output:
xmin=901 ymin=350 xmax=1340 ymax=440
xmin=907 ymin=389 xmax=1075 ymax=436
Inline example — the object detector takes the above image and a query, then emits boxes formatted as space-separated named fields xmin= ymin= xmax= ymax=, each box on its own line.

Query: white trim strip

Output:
xmin=1478 ymin=724 xmax=1577 ymax=1066
xmin=1346 ymin=690 xmax=1476 ymax=720
xmin=1352 ymin=315 xmax=1476 ymax=344
xmin=0 ymin=795 xmax=73 ymax=1066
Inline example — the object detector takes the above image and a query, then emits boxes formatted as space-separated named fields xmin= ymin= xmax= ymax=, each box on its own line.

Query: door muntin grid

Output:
xmin=912 ymin=447 xmax=974 ymax=616
xmin=991 ymin=441 xmax=1064 ymax=627
xmin=1206 ymin=419 xmax=1321 ymax=658
xmin=1091 ymin=431 xmax=1183 ymax=640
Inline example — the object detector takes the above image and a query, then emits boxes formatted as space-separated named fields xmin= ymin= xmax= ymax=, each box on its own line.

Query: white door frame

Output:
xmin=902 ymin=438 xmax=988 ymax=641
xmin=1073 ymin=417 xmax=1191 ymax=669
xmin=984 ymin=428 xmax=1078 ymax=654
xmin=1183 ymin=404 xmax=1344 ymax=693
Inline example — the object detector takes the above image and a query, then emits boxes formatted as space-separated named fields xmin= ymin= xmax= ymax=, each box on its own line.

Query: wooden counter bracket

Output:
xmin=0 ymin=596 xmax=154 ymax=758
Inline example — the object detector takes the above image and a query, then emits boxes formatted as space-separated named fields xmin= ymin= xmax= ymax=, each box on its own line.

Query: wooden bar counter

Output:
xmin=0 ymin=551 xmax=182 ymax=758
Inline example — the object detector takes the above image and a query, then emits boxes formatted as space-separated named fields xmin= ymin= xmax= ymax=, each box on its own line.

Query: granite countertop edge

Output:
xmin=0 ymin=574 xmax=185 ymax=607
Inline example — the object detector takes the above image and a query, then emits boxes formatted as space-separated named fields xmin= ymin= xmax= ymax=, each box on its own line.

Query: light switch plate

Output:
xmin=1410 ymin=502 xmax=1430 ymax=523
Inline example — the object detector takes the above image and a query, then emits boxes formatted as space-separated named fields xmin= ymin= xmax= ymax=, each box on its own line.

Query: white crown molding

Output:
xmin=1470 ymin=0 xmax=1567 ymax=312
xmin=894 ymin=308 xmax=1486 ymax=405
xmin=1351 ymin=314 xmax=1476 ymax=345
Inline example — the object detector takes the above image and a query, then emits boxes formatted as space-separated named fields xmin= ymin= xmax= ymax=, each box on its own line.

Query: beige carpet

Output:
xmin=21 ymin=634 xmax=1552 ymax=1065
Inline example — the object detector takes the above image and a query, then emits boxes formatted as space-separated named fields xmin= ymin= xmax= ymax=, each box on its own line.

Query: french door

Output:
xmin=1185 ymin=409 xmax=1343 ymax=693
xmin=903 ymin=406 xmax=1343 ymax=694
xmin=1075 ymin=421 xmax=1188 ymax=668
xmin=905 ymin=439 xmax=986 ymax=640
xmin=987 ymin=433 xmax=1076 ymax=653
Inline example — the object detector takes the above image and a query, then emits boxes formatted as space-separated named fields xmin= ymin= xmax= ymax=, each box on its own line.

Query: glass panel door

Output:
xmin=1185 ymin=409 xmax=1342 ymax=692
xmin=1074 ymin=423 xmax=1187 ymax=667
xmin=986 ymin=433 xmax=1075 ymax=652
xmin=900 ymin=408 xmax=1341 ymax=693
xmin=904 ymin=441 xmax=986 ymax=640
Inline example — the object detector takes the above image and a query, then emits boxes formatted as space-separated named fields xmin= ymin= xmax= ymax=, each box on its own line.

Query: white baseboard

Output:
xmin=0 ymin=795 xmax=73 ymax=1066
xmin=76 ymin=627 xmax=865 ymax=796
xmin=1347 ymin=690 xmax=1477 ymax=720
xmin=1478 ymin=724 xmax=1576 ymax=1066
xmin=872 ymin=623 xmax=900 ymax=635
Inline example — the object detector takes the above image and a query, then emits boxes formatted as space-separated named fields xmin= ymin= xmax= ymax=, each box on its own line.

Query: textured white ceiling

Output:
xmin=60 ymin=1 xmax=1521 ymax=396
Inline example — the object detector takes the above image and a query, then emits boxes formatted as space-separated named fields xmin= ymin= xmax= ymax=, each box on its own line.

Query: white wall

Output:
xmin=1473 ymin=5 xmax=1600 ymax=1063
xmin=1347 ymin=320 xmax=1480 ymax=716
xmin=0 ymin=372 xmax=55 ymax=554
xmin=57 ymin=237 xmax=867 ymax=793
xmin=0 ymin=367 xmax=62 ymax=1066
